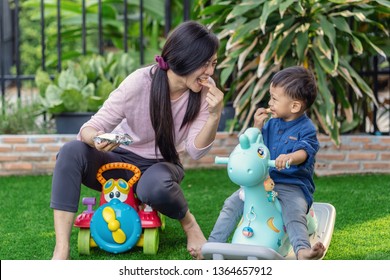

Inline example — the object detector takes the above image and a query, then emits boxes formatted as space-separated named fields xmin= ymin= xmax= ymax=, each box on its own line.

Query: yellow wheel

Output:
xmin=143 ymin=228 xmax=159 ymax=255
xmin=158 ymin=213 xmax=166 ymax=231
xmin=78 ymin=228 xmax=91 ymax=255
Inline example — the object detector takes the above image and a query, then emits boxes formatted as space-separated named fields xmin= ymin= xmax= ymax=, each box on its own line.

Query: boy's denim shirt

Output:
xmin=262 ymin=113 xmax=319 ymax=208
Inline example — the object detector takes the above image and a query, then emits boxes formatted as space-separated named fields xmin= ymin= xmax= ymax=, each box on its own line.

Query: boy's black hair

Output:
xmin=270 ymin=66 xmax=317 ymax=110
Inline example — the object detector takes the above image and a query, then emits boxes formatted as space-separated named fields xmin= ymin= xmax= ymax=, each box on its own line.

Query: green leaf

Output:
xmin=350 ymin=34 xmax=363 ymax=55
xmin=313 ymin=60 xmax=336 ymax=120
xmin=336 ymin=64 xmax=363 ymax=99
xmin=201 ymin=4 xmax=231 ymax=16
xmin=226 ymin=2 xmax=261 ymax=21
xmin=259 ymin=0 xmax=281 ymax=33
xmin=221 ymin=18 xmax=248 ymax=37
xmin=274 ymin=15 xmax=296 ymax=36
xmin=81 ymin=83 xmax=96 ymax=99
xmin=61 ymin=89 xmax=85 ymax=112
xmin=318 ymin=15 xmax=336 ymax=45
xmin=220 ymin=63 xmax=235 ymax=87
xmin=35 ymin=70 xmax=53 ymax=96
xmin=295 ymin=30 xmax=309 ymax=63
xmin=340 ymin=115 xmax=360 ymax=134
xmin=264 ymin=35 xmax=280 ymax=62
xmin=312 ymin=45 xmax=336 ymax=75
xmin=355 ymin=33 xmax=387 ymax=58
xmin=96 ymin=80 xmax=114 ymax=100
xmin=57 ymin=69 xmax=84 ymax=91
xmin=339 ymin=59 xmax=377 ymax=105
xmin=312 ymin=60 xmax=340 ymax=145
xmin=258 ymin=35 xmax=277 ymax=76
xmin=328 ymin=0 xmax=349 ymax=3
xmin=330 ymin=17 xmax=352 ymax=35
xmin=275 ymin=30 xmax=295 ymax=62
xmin=252 ymin=65 xmax=278 ymax=101
xmin=332 ymin=78 xmax=351 ymax=110
xmin=235 ymin=82 xmax=254 ymax=111
xmin=45 ymin=85 xmax=63 ymax=107
xmin=238 ymin=38 xmax=258 ymax=70
xmin=88 ymin=96 xmax=104 ymax=112
xmin=316 ymin=35 xmax=332 ymax=60
xmin=279 ymin=0 xmax=296 ymax=18
xmin=232 ymin=18 xmax=260 ymax=43
xmin=333 ymin=47 xmax=339 ymax=70
xmin=331 ymin=78 xmax=353 ymax=123
xmin=374 ymin=0 xmax=390 ymax=8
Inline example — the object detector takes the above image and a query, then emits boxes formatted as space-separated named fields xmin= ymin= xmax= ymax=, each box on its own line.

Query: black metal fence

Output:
xmin=0 ymin=0 xmax=389 ymax=134
xmin=0 ymin=0 xmax=191 ymax=97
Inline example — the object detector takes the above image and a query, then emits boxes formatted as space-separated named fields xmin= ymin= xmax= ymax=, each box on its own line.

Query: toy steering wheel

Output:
xmin=96 ymin=162 xmax=141 ymax=189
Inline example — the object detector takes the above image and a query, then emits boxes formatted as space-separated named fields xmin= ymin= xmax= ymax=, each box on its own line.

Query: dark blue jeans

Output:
xmin=208 ymin=184 xmax=311 ymax=255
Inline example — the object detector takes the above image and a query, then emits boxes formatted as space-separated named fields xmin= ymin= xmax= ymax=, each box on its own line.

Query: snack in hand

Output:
xmin=93 ymin=133 xmax=133 ymax=146
xmin=265 ymin=108 xmax=272 ymax=113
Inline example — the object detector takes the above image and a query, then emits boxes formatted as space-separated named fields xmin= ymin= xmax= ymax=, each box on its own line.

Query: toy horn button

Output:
xmin=110 ymin=198 xmax=120 ymax=205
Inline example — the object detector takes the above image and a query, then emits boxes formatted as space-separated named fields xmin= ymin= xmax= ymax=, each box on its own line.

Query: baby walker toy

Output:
xmin=201 ymin=127 xmax=336 ymax=260
xmin=74 ymin=162 xmax=164 ymax=255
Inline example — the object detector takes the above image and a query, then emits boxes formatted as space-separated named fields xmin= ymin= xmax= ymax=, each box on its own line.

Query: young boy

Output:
xmin=206 ymin=66 xmax=325 ymax=260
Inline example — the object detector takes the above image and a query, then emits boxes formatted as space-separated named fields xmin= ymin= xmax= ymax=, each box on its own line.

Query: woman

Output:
xmin=50 ymin=20 xmax=224 ymax=260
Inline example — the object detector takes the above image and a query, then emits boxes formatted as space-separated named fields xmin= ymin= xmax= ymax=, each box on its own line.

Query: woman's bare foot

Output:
xmin=180 ymin=210 xmax=206 ymax=260
xmin=188 ymin=243 xmax=206 ymax=260
xmin=51 ymin=245 xmax=70 ymax=260
xmin=297 ymin=242 xmax=326 ymax=260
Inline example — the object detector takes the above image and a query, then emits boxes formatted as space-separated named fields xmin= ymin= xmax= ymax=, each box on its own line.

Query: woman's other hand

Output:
xmin=199 ymin=79 xmax=224 ymax=119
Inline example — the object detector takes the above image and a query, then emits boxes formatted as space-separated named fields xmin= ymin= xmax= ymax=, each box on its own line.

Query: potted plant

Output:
xmin=35 ymin=52 xmax=137 ymax=134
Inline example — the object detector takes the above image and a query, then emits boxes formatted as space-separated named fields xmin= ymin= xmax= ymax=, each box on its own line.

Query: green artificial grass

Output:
xmin=0 ymin=169 xmax=389 ymax=260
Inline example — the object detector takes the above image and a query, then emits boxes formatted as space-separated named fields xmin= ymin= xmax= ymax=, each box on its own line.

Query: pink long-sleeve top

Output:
xmin=78 ymin=65 xmax=213 ymax=160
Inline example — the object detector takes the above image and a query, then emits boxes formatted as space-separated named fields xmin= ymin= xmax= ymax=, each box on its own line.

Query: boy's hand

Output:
xmin=254 ymin=107 xmax=271 ymax=130
xmin=275 ymin=154 xmax=292 ymax=170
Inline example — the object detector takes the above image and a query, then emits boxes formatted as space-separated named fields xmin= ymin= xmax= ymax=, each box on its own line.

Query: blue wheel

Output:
xmin=90 ymin=198 xmax=142 ymax=254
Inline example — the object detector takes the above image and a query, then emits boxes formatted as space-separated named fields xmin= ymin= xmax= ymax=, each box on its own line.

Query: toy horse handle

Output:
xmin=268 ymin=160 xmax=291 ymax=169
xmin=215 ymin=156 xmax=229 ymax=164
xmin=216 ymin=157 xmax=290 ymax=169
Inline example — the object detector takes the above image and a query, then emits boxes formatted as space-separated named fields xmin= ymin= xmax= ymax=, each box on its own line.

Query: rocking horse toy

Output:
xmin=201 ymin=127 xmax=336 ymax=260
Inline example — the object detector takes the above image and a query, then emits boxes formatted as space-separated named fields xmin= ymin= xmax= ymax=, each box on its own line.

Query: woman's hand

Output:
xmin=194 ymin=79 xmax=224 ymax=149
xmin=199 ymin=79 xmax=224 ymax=118
xmin=93 ymin=131 xmax=120 ymax=152
xmin=81 ymin=127 xmax=120 ymax=152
